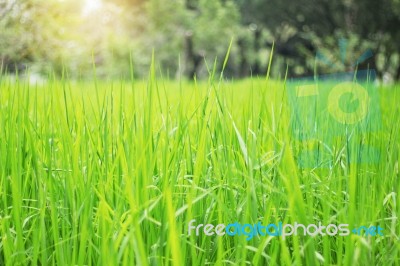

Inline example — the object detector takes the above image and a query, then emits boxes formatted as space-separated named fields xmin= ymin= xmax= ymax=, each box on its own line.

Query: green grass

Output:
xmin=0 ymin=70 xmax=399 ymax=265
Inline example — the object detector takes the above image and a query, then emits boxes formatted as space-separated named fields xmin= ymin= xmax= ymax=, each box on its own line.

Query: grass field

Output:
xmin=0 ymin=67 xmax=399 ymax=265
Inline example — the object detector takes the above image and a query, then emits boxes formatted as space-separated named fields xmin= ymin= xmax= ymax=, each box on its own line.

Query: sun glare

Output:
xmin=82 ymin=0 xmax=102 ymax=15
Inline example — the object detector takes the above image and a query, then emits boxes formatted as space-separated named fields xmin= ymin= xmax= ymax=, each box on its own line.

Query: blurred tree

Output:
xmin=234 ymin=0 xmax=400 ymax=79
xmin=98 ymin=0 xmax=240 ymax=79
xmin=0 ymin=0 xmax=399 ymax=80
xmin=0 ymin=0 xmax=75 ymax=74
xmin=186 ymin=0 xmax=239 ymax=78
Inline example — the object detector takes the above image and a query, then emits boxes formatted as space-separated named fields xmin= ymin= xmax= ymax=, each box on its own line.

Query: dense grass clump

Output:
xmin=0 ymin=71 xmax=399 ymax=265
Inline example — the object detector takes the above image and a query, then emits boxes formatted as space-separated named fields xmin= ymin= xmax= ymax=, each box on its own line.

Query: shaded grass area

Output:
xmin=0 ymin=74 xmax=399 ymax=265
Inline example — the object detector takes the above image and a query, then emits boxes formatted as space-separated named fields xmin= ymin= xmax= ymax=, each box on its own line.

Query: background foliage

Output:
xmin=0 ymin=0 xmax=399 ymax=80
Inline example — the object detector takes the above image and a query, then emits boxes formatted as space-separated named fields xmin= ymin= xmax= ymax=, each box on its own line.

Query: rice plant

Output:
xmin=0 ymin=61 xmax=399 ymax=265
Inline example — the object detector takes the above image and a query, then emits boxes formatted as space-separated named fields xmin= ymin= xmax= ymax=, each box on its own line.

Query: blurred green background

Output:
xmin=1 ymin=0 xmax=399 ymax=81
